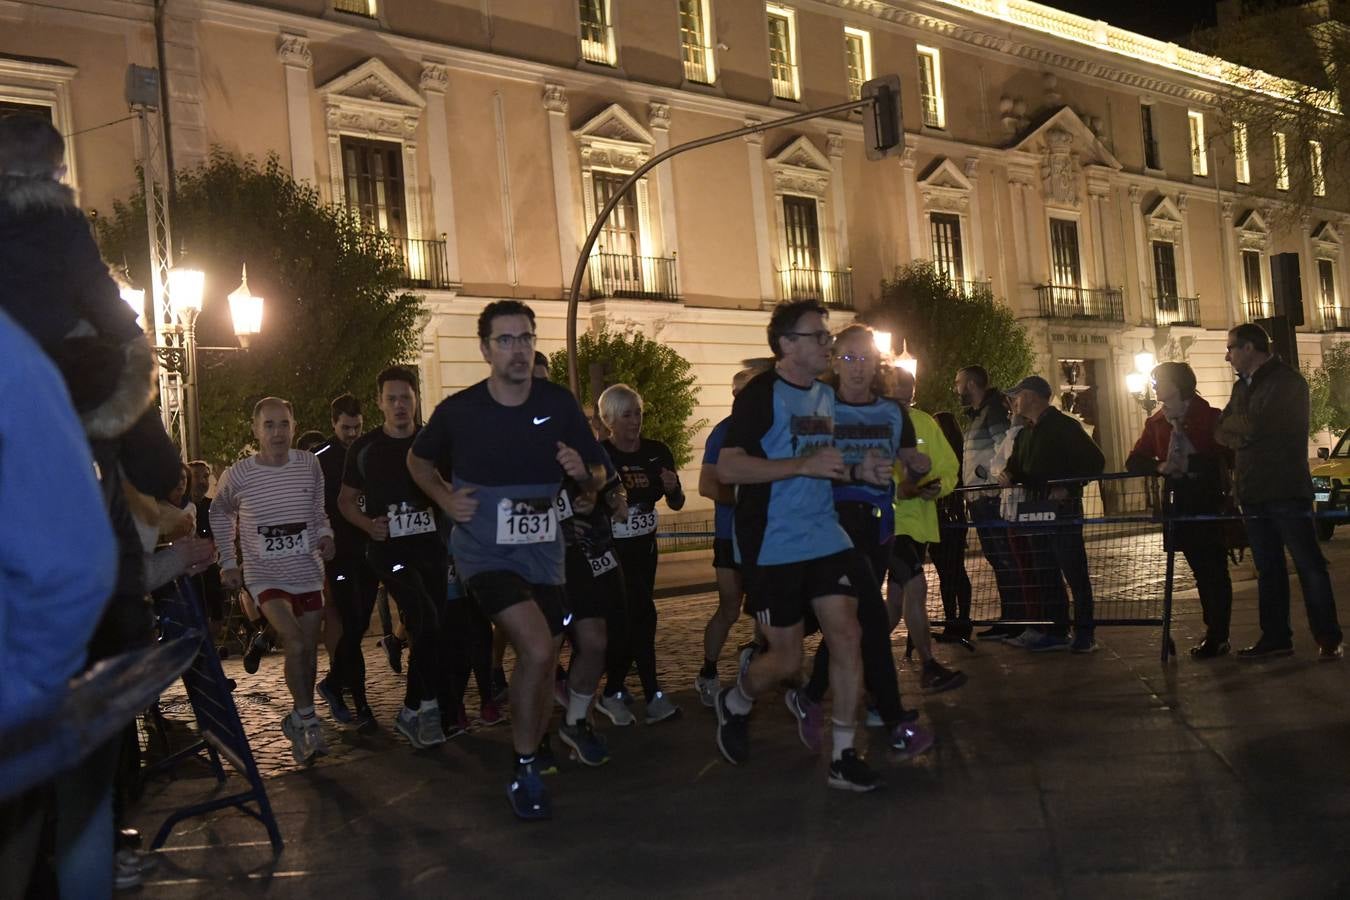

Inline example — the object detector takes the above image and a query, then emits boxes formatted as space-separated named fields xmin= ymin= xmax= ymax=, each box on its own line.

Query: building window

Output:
xmin=916 ymin=45 xmax=945 ymax=129
xmin=341 ymin=137 xmax=406 ymax=237
xmin=843 ymin=27 xmax=872 ymax=101
xmin=579 ymin=0 xmax=616 ymax=66
xmin=332 ymin=0 xmax=376 ymax=17
xmin=1310 ymin=140 xmax=1326 ymax=197
xmin=1140 ymin=103 xmax=1160 ymax=170
xmin=1233 ymin=121 xmax=1250 ymax=184
xmin=592 ymin=170 xmax=641 ymax=259
xmin=1188 ymin=110 xmax=1207 ymax=176
xmin=930 ymin=213 xmax=964 ymax=284
xmin=1242 ymin=249 xmax=1266 ymax=317
xmin=1152 ymin=240 xmax=1179 ymax=305
xmin=679 ymin=0 xmax=715 ymax=84
xmin=1318 ymin=258 xmax=1337 ymax=309
xmin=1049 ymin=218 xmax=1082 ymax=289
xmin=782 ymin=194 xmax=821 ymax=271
xmin=0 ymin=100 xmax=53 ymax=121
xmin=766 ymin=4 xmax=799 ymax=101
xmin=1273 ymin=131 xmax=1289 ymax=190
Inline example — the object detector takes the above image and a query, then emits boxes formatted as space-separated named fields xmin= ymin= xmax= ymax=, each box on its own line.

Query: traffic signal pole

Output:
xmin=565 ymin=78 xmax=901 ymax=399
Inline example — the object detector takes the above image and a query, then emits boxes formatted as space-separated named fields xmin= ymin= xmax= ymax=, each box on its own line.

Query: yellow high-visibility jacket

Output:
xmin=892 ymin=406 xmax=959 ymax=544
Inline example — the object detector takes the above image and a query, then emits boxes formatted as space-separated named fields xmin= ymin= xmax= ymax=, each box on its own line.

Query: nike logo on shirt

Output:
xmin=533 ymin=416 xmax=551 ymax=425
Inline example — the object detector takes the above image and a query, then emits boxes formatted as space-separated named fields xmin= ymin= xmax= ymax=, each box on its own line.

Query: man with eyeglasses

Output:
xmin=408 ymin=300 xmax=608 ymax=821
xmin=714 ymin=299 xmax=929 ymax=792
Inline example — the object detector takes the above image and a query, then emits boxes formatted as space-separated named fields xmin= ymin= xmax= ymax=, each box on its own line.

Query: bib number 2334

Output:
xmin=259 ymin=523 xmax=309 ymax=559
xmin=496 ymin=499 xmax=557 ymax=545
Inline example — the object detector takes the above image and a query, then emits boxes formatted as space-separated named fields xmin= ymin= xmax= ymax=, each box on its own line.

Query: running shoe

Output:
xmin=317 ymin=677 xmax=352 ymax=724
xmin=395 ymin=707 xmax=427 ymax=749
xmin=784 ymin=688 xmax=824 ymax=754
xmin=242 ymin=631 xmax=266 ymax=674
xmin=644 ymin=692 xmax=680 ymax=724
xmin=379 ymin=635 xmax=405 ymax=674
xmin=695 ymin=674 xmax=720 ymax=708
xmin=919 ymin=659 xmax=968 ymax=694
xmin=1006 ymin=627 xmax=1044 ymax=649
xmin=976 ymin=625 xmax=1013 ymax=642
xmin=889 ymin=721 xmax=935 ymax=760
xmin=491 ymin=666 xmax=510 ymax=703
xmin=353 ymin=705 xmax=377 ymax=735
xmin=1070 ymin=632 xmax=1098 ymax=654
xmin=113 ymin=848 xmax=159 ymax=891
xmin=507 ymin=762 xmax=551 ymax=821
xmin=476 ymin=700 xmax=505 ymax=728
xmin=417 ymin=703 xmax=447 ymax=747
xmin=827 ymin=749 xmax=883 ymax=793
xmin=281 ymin=714 xmax=317 ymax=766
xmin=559 ymin=720 xmax=610 ymax=767
xmin=535 ymin=735 xmax=560 ymax=775
xmin=715 ymin=687 xmax=750 ymax=765
xmin=864 ymin=706 xmax=884 ymax=728
xmin=1026 ymin=633 xmax=1071 ymax=653
xmin=737 ymin=642 xmax=758 ymax=679
xmin=596 ymin=692 xmax=636 ymax=726
xmin=305 ymin=719 xmax=329 ymax=757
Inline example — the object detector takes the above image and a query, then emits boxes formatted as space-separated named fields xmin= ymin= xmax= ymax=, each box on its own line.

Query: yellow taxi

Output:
xmin=1312 ymin=430 xmax=1350 ymax=541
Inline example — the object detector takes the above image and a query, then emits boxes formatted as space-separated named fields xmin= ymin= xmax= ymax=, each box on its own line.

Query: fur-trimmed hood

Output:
xmin=0 ymin=173 xmax=78 ymax=219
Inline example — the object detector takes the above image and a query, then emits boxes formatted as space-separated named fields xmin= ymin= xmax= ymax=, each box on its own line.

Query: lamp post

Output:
xmin=1126 ymin=349 xmax=1158 ymax=414
xmin=895 ymin=338 xmax=918 ymax=378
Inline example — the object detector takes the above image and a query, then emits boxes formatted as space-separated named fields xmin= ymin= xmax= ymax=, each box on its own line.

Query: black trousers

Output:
xmin=327 ymin=554 xmax=380 ymax=706
xmin=604 ymin=537 xmax=660 ymax=698
xmin=366 ymin=541 xmax=462 ymax=710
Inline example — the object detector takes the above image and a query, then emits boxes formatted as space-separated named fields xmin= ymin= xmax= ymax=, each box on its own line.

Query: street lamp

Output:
xmin=872 ymin=330 xmax=893 ymax=358
xmin=118 ymin=283 xmax=146 ymax=330
xmin=1126 ymin=349 xmax=1158 ymax=414
xmin=895 ymin=338 xmax=918 ymax=378
xmin=228 ymin=265 xmax=264 ymax=349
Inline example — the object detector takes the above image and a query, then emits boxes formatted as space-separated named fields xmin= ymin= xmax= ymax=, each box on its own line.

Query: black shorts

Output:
xmin=464 ymin=570 xmax=570 ymax=637
xmin=563 ymin=547 xmax=624 ymax=621
xmin=889 ymin=535 xmax=928 ymax=585
xmin=712 ymin=537 xmax=740 ymax=571
xmin=743 ymin=549 xmax=859 ymax=628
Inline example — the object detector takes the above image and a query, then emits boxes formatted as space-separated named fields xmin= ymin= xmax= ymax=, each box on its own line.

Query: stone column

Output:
xmin=277 ymin=35 xmax=315 ymax=185
xmin=827 ymin=133 xmax=850 ymax=270
xmin=544 ymin=84 xmax=579 ymax=290
xmin=648 ymin=101 xmax=682 ymax=292
xmin=744 ymin=119 xmax=776 ymax=302
xmin=901 ymin=147 xmax=923 ymax=262
xmin=420 ymin=62 xmax=461 ymax=285
xmin=1221 ymin=199 xmax=1239 ymax=328
xmin=964 ymin=157 xmax=985 ymax=279
xmin=1178 ymin=193 xmax=1196 ymax=302
xmin=1128 ymin=185 xmax=1150 ymax=323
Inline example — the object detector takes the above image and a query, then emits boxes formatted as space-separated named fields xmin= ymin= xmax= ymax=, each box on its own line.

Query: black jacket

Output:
xmin=1216 ymin=357 xmax=1312 ymax=504
xmin=1007 ymin=406 xmax=1106 ymax=497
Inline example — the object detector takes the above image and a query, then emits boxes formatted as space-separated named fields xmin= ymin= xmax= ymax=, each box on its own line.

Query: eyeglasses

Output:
xmin=837 ymin=353 xmax=873 ymax=364
xmin=784 ymin=330 xmax=833 ymax=347
xmin=490 ymin=332 xmax=537 ymax=350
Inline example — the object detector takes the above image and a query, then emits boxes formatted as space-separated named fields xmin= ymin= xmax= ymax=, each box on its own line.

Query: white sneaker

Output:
xmin=695 ymin=674 xmax=720 ymax=708
xmin=596 ymin=692 xmax=636 ymax=726
xmin=305 ymin=719 xmax=328 ymax=757
xmin=1007 ymin=628 xmax=1043 ymax=649
xmin=395 ymin=706 xmax=427 ymax=749
xmin=644 ymin=691 xmax=680 ymax=724
xmin=281 ymin=713 xmax=317 ymax=765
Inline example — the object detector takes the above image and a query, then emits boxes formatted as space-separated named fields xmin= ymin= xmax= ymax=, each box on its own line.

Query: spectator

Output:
xmin=930 ymin=411 xmax=973 ymax=643
xmin=1127 ymin=362 xmax=1234 ymax=659
xmin=1000 ymin=375 xmax=1105 ymax=653
xmin=954 ymin=365 xmax=1023 ymax=640
xmin=1217 ymin=323 xmax=1342 ymax=660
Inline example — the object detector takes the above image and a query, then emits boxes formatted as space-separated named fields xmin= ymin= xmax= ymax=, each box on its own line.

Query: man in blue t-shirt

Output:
xmin=408 ymin=300 xmax=606 ymax=822
xmin=714 ymin=300 xmax=905 ymax=793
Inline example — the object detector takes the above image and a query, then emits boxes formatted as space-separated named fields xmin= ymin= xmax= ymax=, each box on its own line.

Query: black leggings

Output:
xmin=453 ymin=589 xmax=494 ymax=711
xmin=929 ymin=533 xmax=973 ymax=626
xmin=328 ymin=555 xmax=380 ymax=706
xmin=604 ymin=537 xmax=660 ymax=699
xmin=366 ymin=542 xmax=461 ymax=711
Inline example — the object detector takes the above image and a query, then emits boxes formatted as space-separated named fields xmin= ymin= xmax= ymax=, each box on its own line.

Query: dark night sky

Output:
xmin=1046 ymin=0 xmax=1219 ymax=43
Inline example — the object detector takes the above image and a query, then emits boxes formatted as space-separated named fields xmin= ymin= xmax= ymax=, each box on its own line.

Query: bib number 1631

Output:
xmin=496 ymin=501 xmax=557 ymax=545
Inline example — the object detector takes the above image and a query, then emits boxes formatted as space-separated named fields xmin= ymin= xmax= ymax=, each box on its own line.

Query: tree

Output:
xmin=862 ymin=263 xmax=1036 ymax=417
xmin=548 ymin=326 xmax=704 ymax=467
xmin=1308 ymin=341 xmax=1350 ymax=437
xmin=95 ymin=151 xmax=423 ymax=465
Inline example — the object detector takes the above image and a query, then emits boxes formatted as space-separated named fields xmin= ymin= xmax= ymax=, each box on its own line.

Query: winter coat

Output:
xmin=893 ymin=407 xmax=959 ymax=544
xmin=961 ymin=388 xmax=1011 ymax=487
xmin=1125 ymin=395 xmax=1229 ymax=516
xmin=1006 ymin=405 xmax=1105 ymax=498
xmin=1215 ymin=357 xmax=1313 ymax=504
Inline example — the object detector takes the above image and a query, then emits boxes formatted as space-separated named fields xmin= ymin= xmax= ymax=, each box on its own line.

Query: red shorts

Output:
xmin=256 ymin=588 xmax=324 ymax=618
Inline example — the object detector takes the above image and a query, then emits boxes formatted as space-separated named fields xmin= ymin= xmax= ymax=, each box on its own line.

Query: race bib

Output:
xmin=259 ymin=523 xmax=309 ymax=559
xmin=389 ymin=507 xmax=436 ymax=538
xmin=555 ymin=491 xmax=574 ymax=521
xmin=587 ymin=550 xmax=618 ymax=577
xmin=496 ymin=498 xmax=558 ymax=545
xmin=613 ymin=508 xmax=658 ymax=538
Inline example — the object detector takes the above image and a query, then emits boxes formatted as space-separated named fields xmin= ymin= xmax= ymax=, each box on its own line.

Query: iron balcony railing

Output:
xmin=588 ymin=253 xmax=680 ymax=301
xmin=1244 ymin=297 xmax=1274 ymax=321
xmin=395 ymin=237 xmax=452 ymax=290
xmin=1035 ymin=284 xmax=1125 ymax=322
xmin=779 ymin=266 xmax=854 ymax=310
xmin=1321 ymin=305 xmax=1350 ymax=332
xmin=1153 ymin=295 xmax=1200 ymax=327
xmin=682 ymin=49 xmax=714 ymax=84
xmin=580 ymin=24 xmax=615 ymax=66
xmin=771 ymin=61 xmax=799 ymax=100
xmin=332 ymin=0 xmax=374 ymax=17
xmin=942 ymin=276 xmax=993 ymax=298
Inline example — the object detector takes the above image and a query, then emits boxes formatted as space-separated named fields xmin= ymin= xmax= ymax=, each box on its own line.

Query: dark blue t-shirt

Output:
xmin=703 ymin=417 xmax=735 ymax=541
xmin=411 ymin=378 xmax=606 ymax=585
xmin=832 ymin=396 xmax=913 ymax=543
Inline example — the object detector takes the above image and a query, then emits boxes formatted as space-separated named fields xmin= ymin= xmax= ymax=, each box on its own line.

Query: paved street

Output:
xmin=133 ymin=534 xmax=1350 ymax=897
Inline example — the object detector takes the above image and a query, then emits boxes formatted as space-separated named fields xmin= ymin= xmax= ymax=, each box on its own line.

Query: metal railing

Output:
xmin=1320 ymin=305 xmax=1350 ymax=331
xmin=332 ymin=0 xmax=375 ymax=16
xmin=1244 ymin=297 xmax=1273 ymax=321
xmin=1153 ymin=294 xmax=1200 ymax=327
xmin=779 ymin=265 xmax=854 ymax=309
xmin=588 ymin=252 xmax=680 ymax=301
xmin=580 ymin=24 xmax=615 ymax=66
xmin=683 ymin=51 xmax=714 ymax=84
xmin=771 ymin=62 xmax=799 ymax=100
xmin=944 ymin=276 xmax=993 ymax=298
xmin=395 ymin=237 xmax=452 ymax=290
xmin=1035 ymin=284 xmax=1125 ymax=322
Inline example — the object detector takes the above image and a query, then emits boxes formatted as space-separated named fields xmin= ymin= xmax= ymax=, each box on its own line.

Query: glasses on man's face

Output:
xmin=491 ymin=332 xmax=536 ymax=350
xmin=785 ymin=330 xmax=833 ymax=347
xmin=837 ymin=353 xmax=872 ymax=364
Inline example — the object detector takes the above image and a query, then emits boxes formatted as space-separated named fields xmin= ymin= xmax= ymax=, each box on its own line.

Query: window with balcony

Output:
xmin=767 ymin=4 xmax=799 ymax=101
xmin=1318 ymin=258 xmax=1348 ymax=331
xmin=332 ymin=0 xmax=377 ymax=17
xmin=917 ymin=45 xmax=945 ymax=129
xmin=1273 ymin=131 xmax=1289 ymax=190
xmin=342 ymin=137 xmax=405 ymax=237
xmin=579 ymin=0 xmax=616 ymax=67
xmin=1188 ymin=110 xmax=1207 ymax=176
xmin=843 ymin=27 xmax=872 ymax=101
xmin=1140 ymin=103 xmax=1160 ymax=171
xmin=1037 ymin=218 xmax=1121 ymax=320
xmin=1151 ymin=240 xmax=1197 ymax=325
xmin=1310 ymin=139 xmax=1326 ymax=197
xmin=588 ymin=170 xmax=674 ymax=299
xmin=679 ymin=0 xmax=715 ymax=84
xmin=1233 ymin=121 xmax=1250 ymax=184
xmin=1242 ymin=249 xmax=1268 ymax=319
xmin=930 ymin=212 xmax=964 ymax=285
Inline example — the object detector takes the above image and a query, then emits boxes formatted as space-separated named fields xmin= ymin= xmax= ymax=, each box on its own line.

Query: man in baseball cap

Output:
xmin=1004 ymin=375 xmax=1053 ymax=399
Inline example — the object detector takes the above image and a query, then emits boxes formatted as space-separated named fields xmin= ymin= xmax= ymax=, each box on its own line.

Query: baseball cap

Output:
xmin=1005 ymin=375 xmax=1052 ymax=399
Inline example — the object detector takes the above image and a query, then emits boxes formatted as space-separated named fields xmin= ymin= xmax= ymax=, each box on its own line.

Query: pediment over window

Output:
xmin=1145 ymin=195 xmax=1183 ymax=242
xmin=1010 ymin=106 xmax=1122 ymax=170
xmin=318 ymin=58 xmax=424 ymax=141
xmin=918 ymin=157 xmax=972 ymax=212
xmin=573 ymin=104 xmax=653 ymax=171
xmin=1235 ymin=208 xmax=1270 ymax=251
xmin=767 ymin=136 xmax=830 ymax=196
xmin=319 ymin=58 xmax=424 ymax=108
xmin=1312 ymin=220 xmax=1341 ymax=245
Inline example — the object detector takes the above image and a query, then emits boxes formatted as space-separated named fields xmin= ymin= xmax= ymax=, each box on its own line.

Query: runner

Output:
xmin=786 ymin=325 xmax=935 ymax=757
xmin=339 ymin=367 xmax=459 ymax=750
xmin=210 ymin=397 xmax=336 ymax=766
xmin=714 ymin=300 xmax=912 ymax=791
xmin=408 ymin=300 xmax=608 ymax=821
xmin=596 ymin=384 xmax=683 ymax=726
xmin=313 ymin=393 xmax=379 ymax=732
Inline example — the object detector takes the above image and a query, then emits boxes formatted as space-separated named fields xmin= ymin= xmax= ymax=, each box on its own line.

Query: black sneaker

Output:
xmin=317 ymin=678 xmax=352 ymax=724
xmin=827 ymin=749 xmax=883 ymax=792
xmin=353 ymin=705 xmax=377 ymax=735
xmin=507 ymin=762 xmax=551 ymax=821
xmin=715 ymin=687 xmax=750 ymax=766
xmin=1190 ymin=638 xmax=1230 ymax=660
xmin=919 ymin=659 xmax=968 ymax=694
xmin=535 ymin=735 xmax=560 ymax=775
xmin=1236 ymin=638 xmax=1295 ymax=660
xmin=242 ymin=632 xmax=265 ymax=674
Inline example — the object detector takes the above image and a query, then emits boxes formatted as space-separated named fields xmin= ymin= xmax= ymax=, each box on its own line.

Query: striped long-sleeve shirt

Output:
xmin=209 ymin=450 xmax=333 ymax=596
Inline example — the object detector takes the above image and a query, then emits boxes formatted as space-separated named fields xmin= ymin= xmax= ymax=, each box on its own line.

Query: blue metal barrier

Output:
xmin=147 ymin=578 xmax=283 ymax=853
